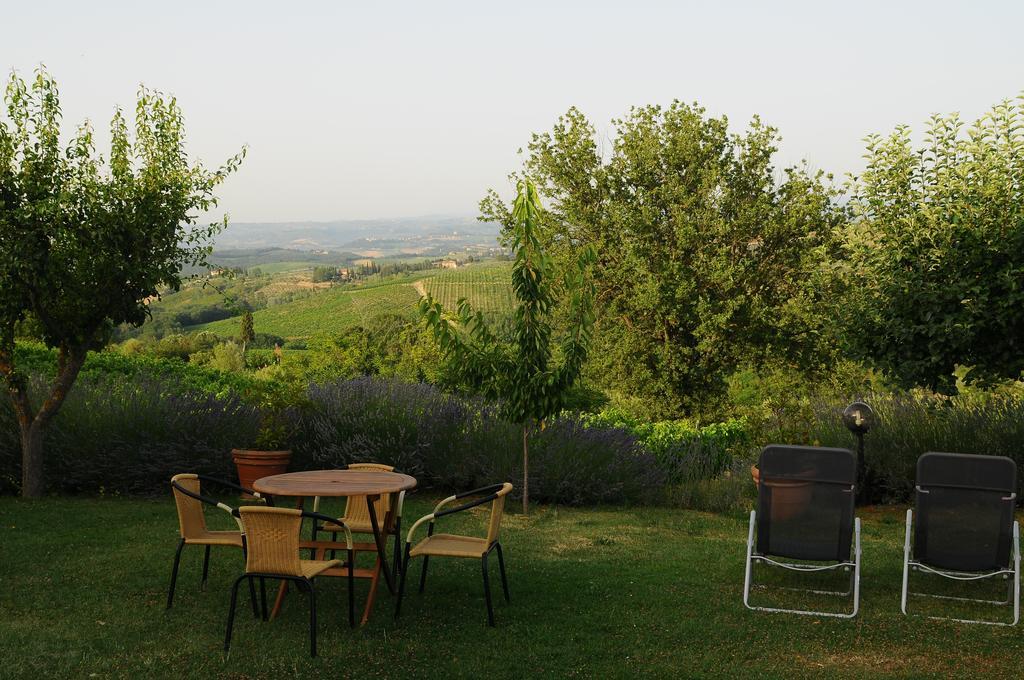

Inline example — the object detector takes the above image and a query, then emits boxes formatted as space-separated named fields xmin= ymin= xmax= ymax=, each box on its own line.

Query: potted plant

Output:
xmin=232 ymin=386 xmax=296 ymax=497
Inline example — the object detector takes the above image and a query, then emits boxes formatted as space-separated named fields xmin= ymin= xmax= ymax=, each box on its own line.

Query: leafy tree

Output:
xmin=482 ymin=103 xmax=846 ymax=417
xmin=209 ymin=342 xmax=246 ymax=373
xmin=421 ymin=179 xmax=596 ymax=513
xmin=0 ymin=68 xmax=244 ymax=496
xmin=311 ymin=265 xmax=339 ymax=283
xmin=845 ymin=96 xmax=1024 ymax=390
xmin=239 ymin=310 xmax=255 ymax=354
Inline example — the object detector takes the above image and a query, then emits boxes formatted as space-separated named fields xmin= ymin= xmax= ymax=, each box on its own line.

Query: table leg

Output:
xmin=269 ymin=580 xmax=288 ymax=621
xmin=360 ymin=554 xmax=382 ymax=626
xmin=367 ymin=495 xmax=395 ymax=593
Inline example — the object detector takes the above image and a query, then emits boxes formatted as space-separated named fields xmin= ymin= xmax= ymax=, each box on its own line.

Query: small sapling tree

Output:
xmin=419 ymin=179 xmax=596 ymax=513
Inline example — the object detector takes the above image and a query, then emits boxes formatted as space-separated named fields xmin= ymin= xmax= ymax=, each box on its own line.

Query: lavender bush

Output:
xmin=293 ymin=378 xmax=664 ymax=505
xmin=0 ymin=374 xmax=260 ymax=495
xmin=1 ymin=374 xmax=664 ymax=504
xmin=749 ymin=388 xmax=1024 ymax=503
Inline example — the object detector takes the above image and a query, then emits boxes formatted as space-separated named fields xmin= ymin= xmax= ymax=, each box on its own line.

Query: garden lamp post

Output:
xmin=842 ymin=401 xmax=874 ymax=504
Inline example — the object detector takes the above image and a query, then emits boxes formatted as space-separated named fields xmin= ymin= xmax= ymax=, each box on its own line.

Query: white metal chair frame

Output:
xmin=743 ymin=509 xmax=862 ymax=618
xmin=900 ymin=494 xmax=1021 ymax=626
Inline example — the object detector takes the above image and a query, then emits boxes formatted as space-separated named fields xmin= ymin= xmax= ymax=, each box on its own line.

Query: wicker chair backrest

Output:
xmin=239 ymin=506 xmax=304 ymax=576
xmin=486 ymin=483 xmax=514 ymax=545
xmin=170 ymin=473 xmax=207 ymax=539
xmin=342 ymin=463 xmax=395 ymax=526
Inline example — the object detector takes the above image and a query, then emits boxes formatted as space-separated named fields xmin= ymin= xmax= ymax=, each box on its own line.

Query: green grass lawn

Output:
xmin=1 ymin=497 xmax=1021 ymax=678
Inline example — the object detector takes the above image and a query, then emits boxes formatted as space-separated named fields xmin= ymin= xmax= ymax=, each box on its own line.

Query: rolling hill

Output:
xmin=194 ymin=261 xmax=514 ymax=340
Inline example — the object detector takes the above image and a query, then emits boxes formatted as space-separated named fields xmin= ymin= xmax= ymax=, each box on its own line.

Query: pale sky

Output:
xmin=5 ymin=0 xmax=1023 ymax=222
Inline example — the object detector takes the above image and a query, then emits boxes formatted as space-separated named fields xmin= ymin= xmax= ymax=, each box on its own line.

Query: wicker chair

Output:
xmin=224 ymin=506 xmax=355 ymax=657
xmin=311 ymin=463 xmax=406 ymax=570
xmin=395 ymin=483 xmax=513 ymax=626
xmin=168 ymin=474 xmax=268 ymax=609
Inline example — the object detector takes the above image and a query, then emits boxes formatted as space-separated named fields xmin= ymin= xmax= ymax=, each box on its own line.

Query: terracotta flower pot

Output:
xmin=232 ymin=449 xmax=292 ymax=498
xmin=750 ymin=464 xmax=813 ymax=521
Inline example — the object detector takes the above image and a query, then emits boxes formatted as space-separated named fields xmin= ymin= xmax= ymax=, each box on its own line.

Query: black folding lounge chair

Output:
xmin=901 ymin=452 xmax=1020 ymax=625
xmin=743 ymin=445 xmax=861 ymax=617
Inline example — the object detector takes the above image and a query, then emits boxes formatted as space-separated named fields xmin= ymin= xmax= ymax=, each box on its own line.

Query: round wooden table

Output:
xmin=254 ymin=469 xmax=417 ymax=499
xmin=253 ymin=469 xmax=417 ymax=622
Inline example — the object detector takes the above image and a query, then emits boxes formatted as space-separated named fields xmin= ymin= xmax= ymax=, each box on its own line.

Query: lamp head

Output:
xmin=842 ymin=401 xmax=874 ymax=435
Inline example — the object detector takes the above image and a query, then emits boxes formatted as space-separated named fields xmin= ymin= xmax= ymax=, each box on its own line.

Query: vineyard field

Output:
xmin=421 ymin=263 xmax=514 ymax=314
xmin=194 ymin=261 xmax=513 ymax=339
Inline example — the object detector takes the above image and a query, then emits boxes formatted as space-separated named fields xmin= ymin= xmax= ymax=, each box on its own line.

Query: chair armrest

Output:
xmin=430 ymin=494 xmax=458 ymax=515
xmin=173 ymin=481 xmax=245 ymax=532
xmin=408 ymin=490 xmax=503 ymax=544
xmin=429 ymin=483 xmax=505 ymax=514
xmin=302 ymin=511 xmax=352 ymax=550
xmin=196 ymin=475 xmax=265 ymax=501
xmin=405 ymin=512 xmax=436 ymax=545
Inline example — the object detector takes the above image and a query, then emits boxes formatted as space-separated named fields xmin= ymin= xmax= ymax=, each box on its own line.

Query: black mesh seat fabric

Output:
xmin=756 ymin=445 xmax=856 ymax=562
xmin=914 ymin=453 xmax=1017 ymax=572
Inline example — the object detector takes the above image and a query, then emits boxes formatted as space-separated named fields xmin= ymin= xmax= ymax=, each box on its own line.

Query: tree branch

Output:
xmin=34 ymin=344 xmax=87 ymax=430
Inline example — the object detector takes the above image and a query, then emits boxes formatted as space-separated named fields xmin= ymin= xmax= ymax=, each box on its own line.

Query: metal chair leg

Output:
xmin=495 ymin=542 xmax=510 ymax=602
xmin=224 ymin=575 xmax=245 ymax=653
xmin=347 ymin=548 xmax=356 ymax=627
xmin=482 ymin=553 xmax=495 ymax=626
xmin=201 ymin=545 xmax=211 ymax=590
xmin=166 ymin=539 xmax=186 ymax=609
xmin=306 ymin=579 xmax=318 ymax=658
xmin=394 ymin=546 xmax=411 ymax=619
xmin=392 ymin=516 xmax=403 ymax=579
xmin=418 ymin=556 xmax=430 ymax=593
xmin=248 ymin=576 xmax=259 ymax=618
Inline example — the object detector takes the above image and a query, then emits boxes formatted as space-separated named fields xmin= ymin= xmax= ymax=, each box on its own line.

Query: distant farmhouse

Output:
xmin=435 ymin=259 xmax=460 ymax=269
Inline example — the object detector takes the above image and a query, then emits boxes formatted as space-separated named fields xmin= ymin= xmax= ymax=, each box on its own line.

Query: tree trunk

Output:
xmin=522 ymin=423 xmax=529 ymax=515
xmin=19 ymin=423 xmax=45 ymax=498
xmin=3 ymin=344 xmax=88 ymax=498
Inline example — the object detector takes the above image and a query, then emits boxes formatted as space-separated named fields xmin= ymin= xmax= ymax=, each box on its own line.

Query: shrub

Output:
xmin=0 ymin=375 xmax=260 ymax=496
xmin=16 ymin=342 xmax=271 ymax=401
xmin=293 ymin=378 xmax=663 ymax=505
xmin=208 ymin=343 xmax=246 ymax=372
xmin=578 ymin=408 xmax=748 ymax=482
xmin=0 ymin=366 xmax=664 ymax=505
xmin=750 ymin=387 xmax=1024 ymax=503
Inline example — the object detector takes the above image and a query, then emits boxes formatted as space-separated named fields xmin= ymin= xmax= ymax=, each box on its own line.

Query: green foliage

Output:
xmin=422 ymin=180 xmax=596 ymax=426
xmin=238 ymin=310 xmax=255 ymax=351
xmin=578 ymin=409 xmax=747 ymax=459
xmin=577 ymin=408 xmax=749 ymax=483
xmin=299 ymin=316 xmax=447 ymax=385
xmin=845 ymin=96 xmax=1024 ymax=390
xmin=482 ymin=103 xmax=846 ymax=417
xmin=0 ymin=68 xmax=244 ymax=350
xmin=208 ymin=342 xmax=245 ymax=373
xmin=423 ymin=180 xmax=596 ymax=511
xmin=311 ymin=265 xmax=341 ymax=283
xmin=14 ymin=342 xmax=267 ymax=401
xmin=0 ymin=67 xmax=243 ymax=495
